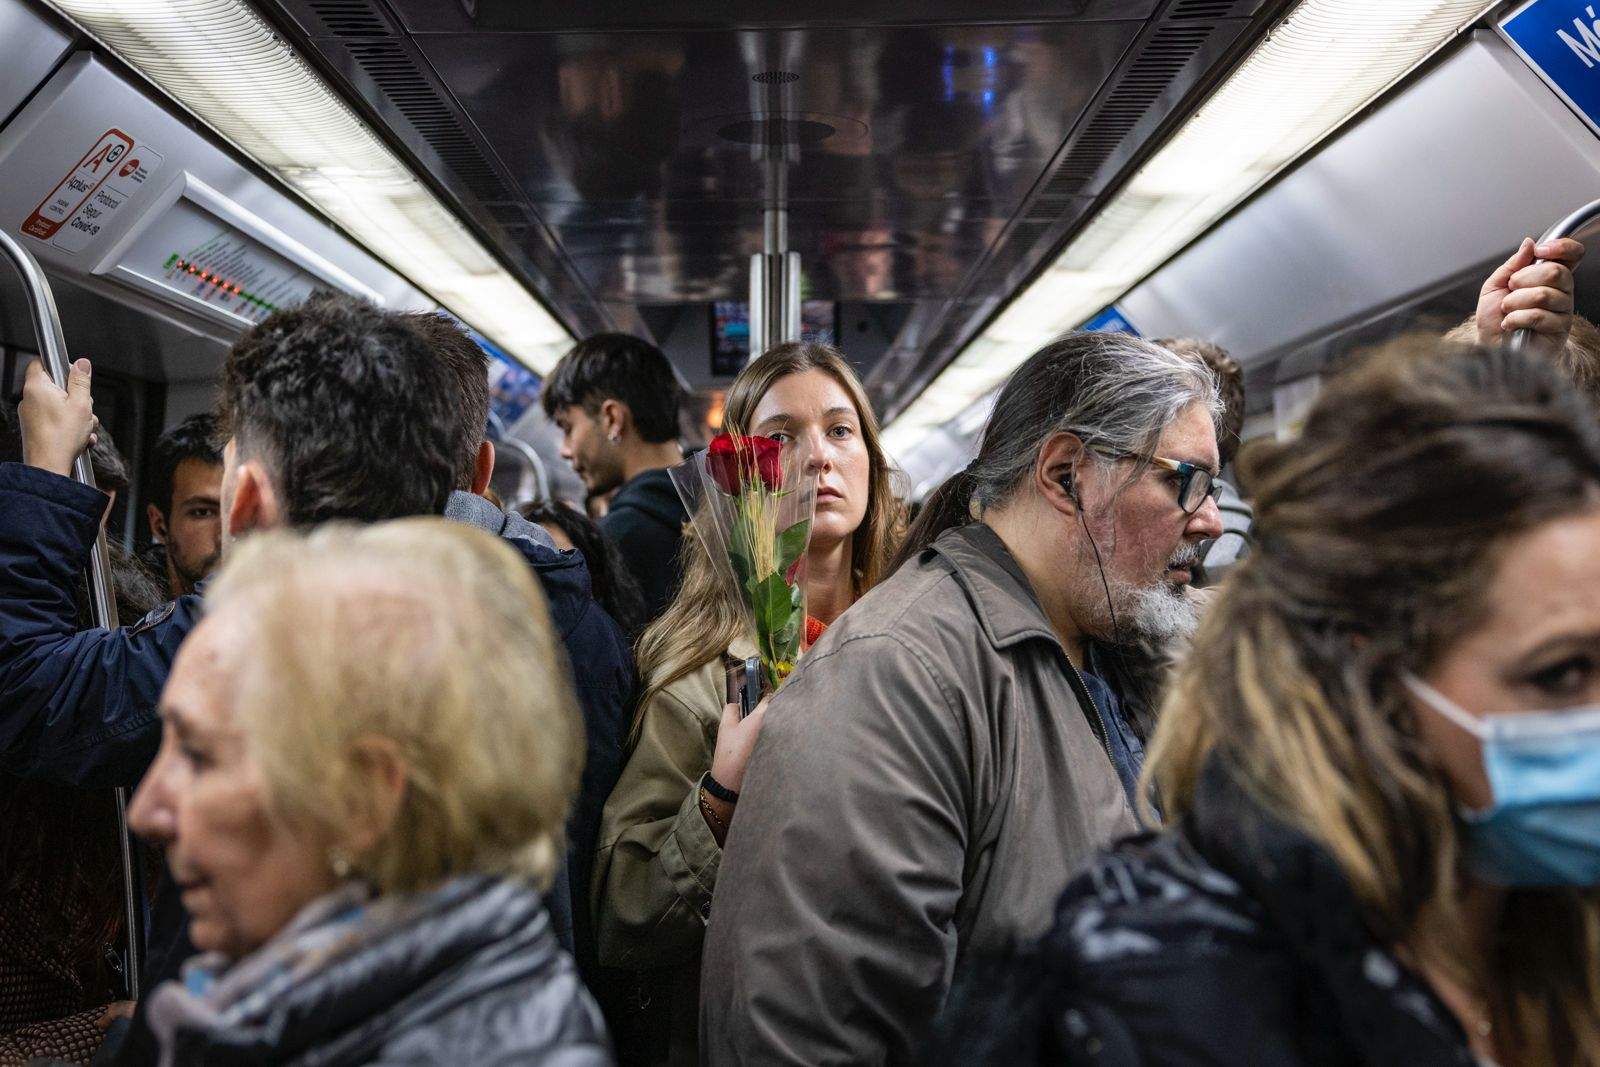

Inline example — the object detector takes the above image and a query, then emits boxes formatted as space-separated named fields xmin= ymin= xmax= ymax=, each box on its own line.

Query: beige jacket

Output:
xmin=591 ymin=642 xmax=752 ymax=1065
xmin=699 ymin=523 xmax=1140 ymax=1065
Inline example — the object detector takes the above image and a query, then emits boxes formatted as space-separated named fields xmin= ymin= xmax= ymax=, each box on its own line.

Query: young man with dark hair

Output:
xmin=142 ymin=414 xmax=222 ymax=597
xmin=542 ymin=332 xmax=688 ymax=622
xmin=0 ymin=293 xmax=633 ymax=1062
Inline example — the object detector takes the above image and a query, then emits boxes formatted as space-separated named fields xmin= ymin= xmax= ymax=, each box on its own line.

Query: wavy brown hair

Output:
xmin=632 ymin=342 xmax=905 ymax=736
xmin=1143 ymin=335 xmax=1600 ymax=1062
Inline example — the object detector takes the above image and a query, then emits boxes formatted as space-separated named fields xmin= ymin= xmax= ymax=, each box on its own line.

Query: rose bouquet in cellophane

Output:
xmin=670 ymin=433 xmax=817 ymax=694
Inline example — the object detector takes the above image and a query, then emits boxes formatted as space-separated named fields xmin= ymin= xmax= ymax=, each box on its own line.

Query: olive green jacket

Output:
xmin=591 ymin=641 xmax=753 ymax=1065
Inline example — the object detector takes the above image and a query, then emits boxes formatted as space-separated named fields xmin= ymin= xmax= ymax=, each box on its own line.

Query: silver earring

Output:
xmin=608 ymin=433 xmax=620 ymax=444
xmin=328 ymin=846 xmax=354 ymax=880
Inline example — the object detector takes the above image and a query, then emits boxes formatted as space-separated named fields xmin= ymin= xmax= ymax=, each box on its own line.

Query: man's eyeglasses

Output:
xmin=1090 ymin=447 xmax=1219 ymax=515
xmin=1148 ymin=455 xmax=1219 ymax=515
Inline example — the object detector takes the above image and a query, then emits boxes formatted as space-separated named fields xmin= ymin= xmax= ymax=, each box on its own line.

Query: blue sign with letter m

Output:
xmin=1501 ymin=0 xmax=1600 ymax=137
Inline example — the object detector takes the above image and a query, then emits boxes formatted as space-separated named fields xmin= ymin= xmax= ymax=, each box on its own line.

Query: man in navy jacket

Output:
xmin=0 ymin=295 xmax=633 ymax=1062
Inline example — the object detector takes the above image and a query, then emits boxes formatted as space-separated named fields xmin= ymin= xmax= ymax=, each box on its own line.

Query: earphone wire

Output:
xmin=1076 ymin=502 xmax=1121 ymax=648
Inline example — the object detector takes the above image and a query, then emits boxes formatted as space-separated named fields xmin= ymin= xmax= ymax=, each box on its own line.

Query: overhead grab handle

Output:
xmin=1508 ymin=197 xmax=1600 ymax=355
xmin=0 ymin=228 xmax=144 ymax=1000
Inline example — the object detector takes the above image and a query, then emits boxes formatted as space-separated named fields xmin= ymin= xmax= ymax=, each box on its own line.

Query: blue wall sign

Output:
xmin=1079 ymin=305 xmax=1141 ymax=336
xmin=1500 ymin=0 xmax=1600 ymax=137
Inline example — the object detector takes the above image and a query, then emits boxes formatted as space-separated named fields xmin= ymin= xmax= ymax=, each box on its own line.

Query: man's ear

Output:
xmin=146 ymin=503 xmax=169 ymax=544
xmin=227 ymin=461 xmax=283 ymax=536
xmin=598 ymin=398 xmax=628 ymax=443
xmin=471 ymin=440 xmax=495 ymax=496
xmin=1036 ymin=432 xmax=1088 ymax=515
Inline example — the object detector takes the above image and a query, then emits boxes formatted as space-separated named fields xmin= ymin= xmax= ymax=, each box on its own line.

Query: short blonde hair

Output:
xmin=207 ymin=519 xmax=583 ymax=893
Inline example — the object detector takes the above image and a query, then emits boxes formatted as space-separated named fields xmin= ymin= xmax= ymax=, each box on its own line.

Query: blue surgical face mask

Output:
xmin=1404 ymin=674 xmax=1600 ymax=888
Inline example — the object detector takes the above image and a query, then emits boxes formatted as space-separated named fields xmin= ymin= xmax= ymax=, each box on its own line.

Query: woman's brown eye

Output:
xmin=1527 ymin=656 xmax=1593 ymax=698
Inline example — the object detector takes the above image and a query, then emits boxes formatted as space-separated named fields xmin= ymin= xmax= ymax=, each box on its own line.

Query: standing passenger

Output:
xmin=1156 ymin=339 xmax=1252 ymax=585
xmin=591 ymin=342 xmax=904 ymax=1066
xmin=0 ymin=294 xmax=633 ymax=1064
xmin=939 ymin=337 xmax=1600 ymax=1064
xmin=130 ymin=521 xmax=610 ymax=1065
xmin=142 ymin=414 xmax=223 ymax=598
xmin=698 ymin=333 xmax=1224 ymax=1065
xmin=543 ymin=334 xmax=689 ymax=624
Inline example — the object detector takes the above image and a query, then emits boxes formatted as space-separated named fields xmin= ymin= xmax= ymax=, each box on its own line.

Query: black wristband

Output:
xmin=702 ymin=772 xmax=740 ymax=804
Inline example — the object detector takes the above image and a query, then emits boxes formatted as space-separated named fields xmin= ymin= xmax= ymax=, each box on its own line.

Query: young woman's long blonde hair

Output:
xmin=632 ymin=342 xmax=905 ymax=735
xmin=1142 ymin=336 xmax=1600 ymax=1062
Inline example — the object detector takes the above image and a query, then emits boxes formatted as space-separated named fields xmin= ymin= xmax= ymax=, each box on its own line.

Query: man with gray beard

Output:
xmin=700 ymin=332 xmax=1222 ymax=1066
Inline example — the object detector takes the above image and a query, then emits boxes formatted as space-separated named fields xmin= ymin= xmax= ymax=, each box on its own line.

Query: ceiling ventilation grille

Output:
xmin=1170 ymin=0 xmax=1238 ymax=17
xmin=305 ymin=0 xmax=389 ymax=37
xmin=1043 ymin=22 xmax=1218 ymax=196
xmin=342 ymin=40 xmax=516 ymax=204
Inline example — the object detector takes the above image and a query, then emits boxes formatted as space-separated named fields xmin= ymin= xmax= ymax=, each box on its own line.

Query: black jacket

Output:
xmin=599 ymin=467 xmax=686 ymax=625
xmin=154 ymin=877 xmax=611 ymax=1066
xmin=928 ymin=761 xmax=1475 ymax=1066
xmin=0 ymin=466 xmax=635 ymax=1060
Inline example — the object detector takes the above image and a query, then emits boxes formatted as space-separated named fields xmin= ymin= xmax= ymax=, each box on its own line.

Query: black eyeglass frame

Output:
xmin=1088 ymin=447 xmax=1220 ymax=515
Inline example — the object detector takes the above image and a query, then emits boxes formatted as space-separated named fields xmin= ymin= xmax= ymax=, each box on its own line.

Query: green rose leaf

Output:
xmin=776 ymin=518 xmax=811 ymax=573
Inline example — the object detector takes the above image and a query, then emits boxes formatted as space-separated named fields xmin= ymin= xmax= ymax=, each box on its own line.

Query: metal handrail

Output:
xmin=496 ymin=434 xmax=550 ymax=505
xmin=1509 ymin=197 xmax=1600 ymax=355
xmin=0 ymin=229 xmax=143 ymax=999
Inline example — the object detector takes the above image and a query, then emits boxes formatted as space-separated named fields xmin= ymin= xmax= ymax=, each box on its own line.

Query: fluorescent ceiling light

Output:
xmin=45 ymin=0 xmax=573 ymax=372
xmin=885 ymin=0 xmax=1493 ymax=463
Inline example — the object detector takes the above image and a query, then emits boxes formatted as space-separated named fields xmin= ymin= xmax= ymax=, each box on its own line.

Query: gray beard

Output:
xmin=1122 ymin=581 xmax=1201 ymax=644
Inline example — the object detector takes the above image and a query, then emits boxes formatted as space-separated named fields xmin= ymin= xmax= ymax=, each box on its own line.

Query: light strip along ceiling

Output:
xmin=46 ymin=0 xmax=573 ymax=373
xmin=882 ymin=0 xmax=1495 ymax=462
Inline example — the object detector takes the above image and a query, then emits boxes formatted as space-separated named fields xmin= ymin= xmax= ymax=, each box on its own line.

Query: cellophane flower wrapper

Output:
xmin=670 ymin=434 xmax=817 ymax=691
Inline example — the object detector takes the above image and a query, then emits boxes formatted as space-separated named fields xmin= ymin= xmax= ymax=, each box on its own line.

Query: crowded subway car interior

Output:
xmin=4 ymin=0 xmax=1600 ymax=1063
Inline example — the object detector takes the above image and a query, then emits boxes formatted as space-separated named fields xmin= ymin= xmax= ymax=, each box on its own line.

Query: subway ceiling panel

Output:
xmin=261 ymin=0 xmax=1275 ymax=407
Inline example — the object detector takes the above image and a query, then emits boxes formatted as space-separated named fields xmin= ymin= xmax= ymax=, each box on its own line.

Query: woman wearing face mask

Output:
xmin=128 ymin=521 xmax=608 ymax=1065
xmin=590 ymin=342 xmax=904 ymax=1064
xmin=931 ymin=337 xmax=1600 ymax=1065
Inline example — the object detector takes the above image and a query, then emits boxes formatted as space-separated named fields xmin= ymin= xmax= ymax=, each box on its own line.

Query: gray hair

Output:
xmin=895 ymin=332 xmax=1220 ymax=567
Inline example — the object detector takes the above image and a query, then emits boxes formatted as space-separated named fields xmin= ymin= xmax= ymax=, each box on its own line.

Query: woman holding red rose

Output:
xmin=591 ymin=341 xmax=905 ymax=1064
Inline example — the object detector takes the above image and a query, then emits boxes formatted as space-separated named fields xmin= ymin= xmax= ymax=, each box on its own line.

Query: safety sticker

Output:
xmin=20 ymin=128 xmax=164 ymax=254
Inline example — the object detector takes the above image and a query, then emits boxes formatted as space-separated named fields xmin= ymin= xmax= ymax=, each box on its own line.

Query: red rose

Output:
xmin=706 ymin=433 xmax=784 ymax=495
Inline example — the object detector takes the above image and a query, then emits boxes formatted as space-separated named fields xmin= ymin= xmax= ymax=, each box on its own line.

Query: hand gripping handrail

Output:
xmin=0 ymin=228 xmax=143 ymax=999
xmin=1509 ymin=197 xmax=1600 ymax=356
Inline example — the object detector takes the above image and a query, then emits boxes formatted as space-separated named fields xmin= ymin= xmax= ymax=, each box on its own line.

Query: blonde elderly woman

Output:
xmin=124 ymin=519 xmax=610 ymax=1065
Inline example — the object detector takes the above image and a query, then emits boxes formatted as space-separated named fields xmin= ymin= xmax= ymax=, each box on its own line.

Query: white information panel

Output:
xmin=113 ymin=196 xmax=324 ymax=326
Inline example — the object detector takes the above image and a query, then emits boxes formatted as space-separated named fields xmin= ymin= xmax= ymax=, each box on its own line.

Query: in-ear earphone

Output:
xmin=1057 ymin=473 xmax=1078 ymax=503
xmin=1061 ymin=468 xmax=1121 ymax=645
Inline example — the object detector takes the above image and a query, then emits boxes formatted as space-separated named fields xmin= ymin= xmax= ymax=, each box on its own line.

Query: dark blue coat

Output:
xmin=0 ymin=463 xmax=634 ymax=1057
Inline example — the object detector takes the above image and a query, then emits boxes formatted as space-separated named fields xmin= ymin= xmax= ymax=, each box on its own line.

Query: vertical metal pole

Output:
xmin=750 ymin=154 xmax=801 ymax=357
xmin=747 ymin=58 xmax=803 ymax=362
xmin=0 ymin=229 xmax=142 ymax=999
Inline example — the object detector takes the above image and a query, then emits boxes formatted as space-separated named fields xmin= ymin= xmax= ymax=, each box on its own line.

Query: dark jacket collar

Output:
xmin=444 ymin=490 xmax=596 ymax=640
xmin=929 ymin=523 xmax=1063 ymax=654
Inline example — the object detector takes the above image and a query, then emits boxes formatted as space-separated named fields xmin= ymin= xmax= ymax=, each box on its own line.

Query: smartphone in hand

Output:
xmin=724 ymin=656 xmax=765 ymax=721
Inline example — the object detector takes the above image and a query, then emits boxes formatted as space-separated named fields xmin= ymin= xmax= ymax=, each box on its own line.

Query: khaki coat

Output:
xmin=699 ymin=523 xmax=1139 ymax=1065
xmin=592 ymin=641 xmax=754 ymax=1065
